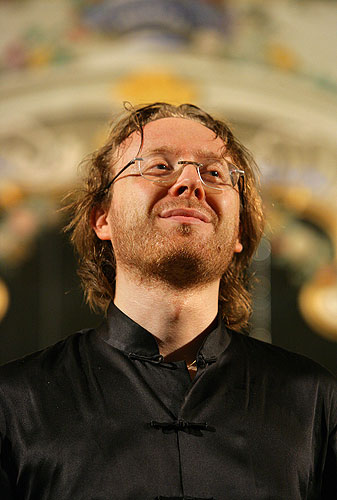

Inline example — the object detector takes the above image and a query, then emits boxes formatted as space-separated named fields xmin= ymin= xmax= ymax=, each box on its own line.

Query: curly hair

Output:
xmin=66 ymin=102 xmax=265 ymax=331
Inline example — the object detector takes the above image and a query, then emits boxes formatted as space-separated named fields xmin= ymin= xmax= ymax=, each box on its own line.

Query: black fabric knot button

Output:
xmin=197 ymin=355 xmax=217 ymax=368
xmin=128 ymin=353 xmax=164 ymax=364
xmin=155 ymin=496 xmax=215 ymax=499
xmin=128 ymin=352 xmax=177 ymax=369
xmin=149 ymin=419 xmax=215 ymax=435
xmin=197 ymin=357 xmax=206 ymax=369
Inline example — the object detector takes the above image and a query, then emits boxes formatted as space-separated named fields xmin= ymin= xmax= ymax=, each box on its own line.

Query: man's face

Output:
xmin=93 ymin=117 xmax=243 ymax=289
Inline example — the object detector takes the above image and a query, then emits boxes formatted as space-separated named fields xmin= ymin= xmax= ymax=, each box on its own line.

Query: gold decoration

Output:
xmin=299 ymin=266 xmax=337 ymax=342
xmin=28 ymin=45 xmax=53 ymax=68
xmin=113 ymin=70 xmax=197 ymax=104
xmin=0 ymin=181 xmax=24 ymax=208
xmin=265 ymin=43 xmax=299 ymax=71
xmin=0 ymin=279 xmax=10 ymax=323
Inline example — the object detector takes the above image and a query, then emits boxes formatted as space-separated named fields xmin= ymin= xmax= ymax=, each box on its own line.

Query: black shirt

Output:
xmin=0 ymin=304 xmax=336 ymax=499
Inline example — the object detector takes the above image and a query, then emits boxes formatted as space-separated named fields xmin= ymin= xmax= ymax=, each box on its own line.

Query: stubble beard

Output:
xmin=110 ymin=204 xmax=240 ymax=290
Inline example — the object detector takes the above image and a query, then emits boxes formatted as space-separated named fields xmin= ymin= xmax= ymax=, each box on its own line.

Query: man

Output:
xmin=0 ymin=102 xmax=336 ymax=499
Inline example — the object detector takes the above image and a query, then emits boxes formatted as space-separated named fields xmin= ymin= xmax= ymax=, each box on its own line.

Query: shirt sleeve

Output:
xmin=0 ymin=388 xmax=14 ymax=499
xmin=0 ymin=465 xmax=13 ymax=500
xmin=321 ymin=421 xmax=337 ymax=498
xmin=321 ymin=378 xmax=337 ymax=499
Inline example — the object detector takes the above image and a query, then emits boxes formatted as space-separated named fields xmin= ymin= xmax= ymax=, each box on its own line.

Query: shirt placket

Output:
xmin=129 ymin=351 xmax=217 ymax=500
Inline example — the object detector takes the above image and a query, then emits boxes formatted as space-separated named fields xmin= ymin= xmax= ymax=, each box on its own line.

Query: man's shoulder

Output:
xmin=229 ymin=330 xmax=336 ymax=386
xmin=0 ymin=328 xmax=94 ymax=389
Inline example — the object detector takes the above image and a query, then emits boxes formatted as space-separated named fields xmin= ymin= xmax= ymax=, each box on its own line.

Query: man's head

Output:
xmin=67 ymin=102 xmax=264 ymax=330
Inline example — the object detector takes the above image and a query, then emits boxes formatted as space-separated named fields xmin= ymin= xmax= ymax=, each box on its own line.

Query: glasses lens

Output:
xmin=138 ymin=157 xmax=175 ymax=181
xmin=199 ymin=161 xmax=237 ymax=188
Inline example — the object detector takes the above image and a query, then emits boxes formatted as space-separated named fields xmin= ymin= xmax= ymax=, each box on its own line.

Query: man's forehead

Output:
xmin=117 ymin=117 xmax=226 ymax=159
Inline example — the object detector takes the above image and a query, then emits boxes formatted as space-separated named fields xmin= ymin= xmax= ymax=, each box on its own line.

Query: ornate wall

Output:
xmin=0 ymin=0 xmax=336 ymax=369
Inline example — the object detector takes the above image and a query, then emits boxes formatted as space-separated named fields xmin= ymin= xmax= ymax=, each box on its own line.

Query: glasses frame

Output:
xmin=102 ymin=157 xmax=245 ymax=194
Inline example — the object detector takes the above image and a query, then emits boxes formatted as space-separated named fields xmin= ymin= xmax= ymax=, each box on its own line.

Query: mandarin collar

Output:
xmin=97 ymin=302 xmax=232 ymax=361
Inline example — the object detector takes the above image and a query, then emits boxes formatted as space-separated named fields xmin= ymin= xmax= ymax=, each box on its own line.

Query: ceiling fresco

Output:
xmin=1 ymin=0 xmax=336 ymax=83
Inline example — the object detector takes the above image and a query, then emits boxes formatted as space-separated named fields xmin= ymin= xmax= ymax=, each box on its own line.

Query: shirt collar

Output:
xmin=97 ymin=302 xmax=232 ymax=361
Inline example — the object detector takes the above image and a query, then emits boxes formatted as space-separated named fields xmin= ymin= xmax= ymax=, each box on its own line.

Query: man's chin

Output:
xmin=173 ymin=223 xmax=193 ymax=236
xmin=142 ymin=250 xmax=219 ymax=290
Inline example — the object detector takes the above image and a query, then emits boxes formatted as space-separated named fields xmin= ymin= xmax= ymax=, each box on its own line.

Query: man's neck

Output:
xmin=113 ymin=267 xmax=220 ymax=364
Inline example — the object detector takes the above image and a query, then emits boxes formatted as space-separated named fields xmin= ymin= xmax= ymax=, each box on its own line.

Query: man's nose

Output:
xmin=168 ymin=164 xmax=206 ymax=201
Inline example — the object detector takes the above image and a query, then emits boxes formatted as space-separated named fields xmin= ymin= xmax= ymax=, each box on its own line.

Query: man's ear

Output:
xmin=234 ymin=225 xmax=243 ymax=254
xmin=91 ymin=206 xmax=111 ymax=241
xmin=234 ymin=239 xmax=243 ymax=254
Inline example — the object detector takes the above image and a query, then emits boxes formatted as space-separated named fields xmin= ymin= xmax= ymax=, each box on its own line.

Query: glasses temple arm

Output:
xmin=101 ymin=159 xmax=136 ymax=194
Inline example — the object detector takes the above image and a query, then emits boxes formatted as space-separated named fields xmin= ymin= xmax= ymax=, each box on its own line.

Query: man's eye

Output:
xmin=154 ymin=163 xmax=170 ymax=170
xmin=142 ymin=161 xmax=173 ymax=177
xmin=203 ymin=168 xmax=224 ymax=179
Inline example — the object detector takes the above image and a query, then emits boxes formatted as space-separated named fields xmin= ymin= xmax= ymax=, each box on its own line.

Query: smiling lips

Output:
xmin=159 ymin=208 xmax=211 ymax=224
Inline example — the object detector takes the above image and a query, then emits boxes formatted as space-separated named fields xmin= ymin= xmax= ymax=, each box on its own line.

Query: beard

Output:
xmin=109 ymin=199 xmax=240 ymax=290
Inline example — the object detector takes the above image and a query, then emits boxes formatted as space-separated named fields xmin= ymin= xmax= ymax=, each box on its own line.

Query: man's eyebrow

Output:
xmin=141 ymin=146 xmax=225 ymax=160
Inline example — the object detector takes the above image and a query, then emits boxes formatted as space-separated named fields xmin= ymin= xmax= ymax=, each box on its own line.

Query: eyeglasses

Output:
xmin=102 ymin=155 xmax=244 ymax=193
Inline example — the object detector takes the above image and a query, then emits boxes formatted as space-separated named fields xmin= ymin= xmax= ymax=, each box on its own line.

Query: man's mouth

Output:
xmin=159 ymin=208 xmax=211 ymax=224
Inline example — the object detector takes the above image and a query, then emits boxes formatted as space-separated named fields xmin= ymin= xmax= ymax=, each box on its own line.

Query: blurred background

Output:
xmin=0 ymin=0 xmax=336 ymax=374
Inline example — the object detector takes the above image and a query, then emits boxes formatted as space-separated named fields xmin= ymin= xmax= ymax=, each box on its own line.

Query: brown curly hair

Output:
xmin=66 ymin=102 xmax=265 ymax=330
